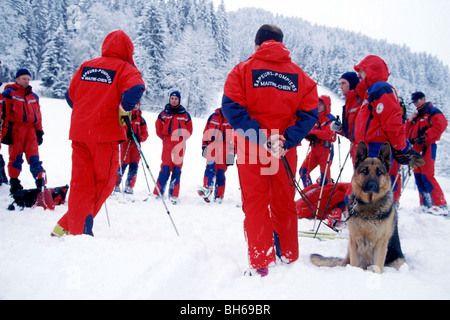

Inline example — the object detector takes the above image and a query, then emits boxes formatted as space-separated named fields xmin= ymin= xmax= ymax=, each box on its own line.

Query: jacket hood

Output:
xmin=101 ymin=30 xmax=136 ymax=67
xmin=319 ymin=95 xmax=331 ymax=116
xmin=354 ymin=55 xmax=389 ymax=86
xmin=251 ymin=40 xmax=291 ymax=63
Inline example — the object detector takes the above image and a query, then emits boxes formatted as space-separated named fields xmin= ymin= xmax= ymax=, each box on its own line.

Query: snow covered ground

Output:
xmin=1 ymin=85 xmax=450 ymax=300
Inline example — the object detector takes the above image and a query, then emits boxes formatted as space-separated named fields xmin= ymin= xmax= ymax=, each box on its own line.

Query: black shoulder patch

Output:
xmin=252 ymin=69 xmax=298 ymax=92
xmin=80 ymin=67 xmax=116 ymax=84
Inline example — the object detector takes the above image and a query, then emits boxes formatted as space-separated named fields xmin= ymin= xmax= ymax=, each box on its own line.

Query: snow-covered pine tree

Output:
xmin=163 ymin=25 xmax=220 ymax=116
xmin=134 ymin=0 xmax=169 ymax=107
xmin=165 ymin=0 xmax=182 ymax=42
xmin=14 ymin=0 xmax=39 ymax=79
xmin=40 ymin=0 xmax=73 ymax=98
xmin=211 ymin=0 xmax=231 ymax=69
xmin=49 ymin=24 xmax=73 ymax=99
xmin=0 ymin=0 xmax=25 ymax=80
xmin=178 ymin=0 xmax=197 ymax=32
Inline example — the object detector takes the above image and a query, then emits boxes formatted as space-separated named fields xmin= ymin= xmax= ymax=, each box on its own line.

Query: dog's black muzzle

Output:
xmin=362 ymin=179 xmax=380 ymax=193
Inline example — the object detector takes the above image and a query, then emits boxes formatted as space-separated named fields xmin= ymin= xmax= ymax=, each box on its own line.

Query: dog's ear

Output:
xmin=378 ymin=142 xmax=392 ymax=172
xmin=354 ymin=141 xmax=368 ymax=170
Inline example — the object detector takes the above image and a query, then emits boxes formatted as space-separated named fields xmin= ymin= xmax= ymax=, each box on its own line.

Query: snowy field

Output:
xmin=1 ymin=85 xmax=450 ymax=301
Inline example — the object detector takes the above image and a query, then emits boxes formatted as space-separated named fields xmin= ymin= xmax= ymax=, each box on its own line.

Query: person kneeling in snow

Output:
xmin=114 ymin=108 xmax=148 ymax=195
xmin=198 ymin=108 xmax=235 ymax=204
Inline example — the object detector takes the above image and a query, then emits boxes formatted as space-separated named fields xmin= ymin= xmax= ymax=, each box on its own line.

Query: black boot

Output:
xmin=9 ymin=178 xmax=23 ymax=195
xmin=35 ymin=177 xmax=45 ymax=189
xmin=0 ymin=155 xmax=8 ymax=185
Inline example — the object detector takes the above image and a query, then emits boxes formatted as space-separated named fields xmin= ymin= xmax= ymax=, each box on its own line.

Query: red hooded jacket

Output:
xmin=222 ymin=40 xmax=319 ymax=153
xmin=353 ymin=55 xmax=406 ymax=151
xmin=66 ymin=30 xmax=145 ymax=143
xmin=307 ymin=95 xmax=336 ymax=146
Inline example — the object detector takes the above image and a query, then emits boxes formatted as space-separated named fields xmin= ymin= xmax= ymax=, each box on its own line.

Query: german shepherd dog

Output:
xmin=311 ymin=142 xmax=405 ymax=273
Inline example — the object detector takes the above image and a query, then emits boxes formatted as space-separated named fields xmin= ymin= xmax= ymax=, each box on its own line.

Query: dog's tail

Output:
xmin=310 ymin=254 xmax=347 ymax=268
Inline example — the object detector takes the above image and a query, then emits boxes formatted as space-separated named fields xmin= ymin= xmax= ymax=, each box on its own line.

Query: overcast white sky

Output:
xmin=214 ymin=0 xmax=450 ymax=67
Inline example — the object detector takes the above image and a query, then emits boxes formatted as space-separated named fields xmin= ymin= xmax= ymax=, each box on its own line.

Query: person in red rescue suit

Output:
xmin=351 ymin=55 xmax=424 ymax=267
xmin=153 ymin=91 xmax=193 ymax=204
xmin=353 ymin=55 xmax=425 ymax=204
xmin=198 ymin=108 xmax=235 ymax=203
xmin=222 ymin=24 xmax=319 ymax=277
xmin=334 ymin=72 xmax=366 ymax=162
xmin=51 ymin=30 xmax=145 ymax=237
xmin=1 ymin=69 xmax=46 ymax=194
xmin=299 ymin=95 xmax=336 ymax=188
xmin=114 ymin=108 xmax=149 ymax=194
xmin=406 ymin=91 xmax=448 ymax=212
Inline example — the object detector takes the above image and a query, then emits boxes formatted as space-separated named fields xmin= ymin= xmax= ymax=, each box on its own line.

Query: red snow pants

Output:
xmin=153 ymin=138 xmax=186 ymax=198
xmin=412 ymin=143 xmax=447 ymax=207
xmin=237 ymin=149 xmax=298 ymax=269
xmin=58 ymin=141 xmax=119 ymax=235
xmin=7 ymin=123 xmax=44 ymax=179
xmin=299 ymin=144 xmax=333 ymax=188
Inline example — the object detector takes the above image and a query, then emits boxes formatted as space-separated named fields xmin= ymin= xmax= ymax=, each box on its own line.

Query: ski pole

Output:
xmin=281 ymin=155 xmax=340 ymax=233
xmin=104 ymin=202 xmax=111 ymax=227
xmin=312 ymin=134 xmax=335 ymax=231
xmin=140 ymin=158 xmax=152 ymax=194
xmin=313 ymin=149 xmax=350 ymax=237
xmin=123 ymin=116 xmax=180 ymax=236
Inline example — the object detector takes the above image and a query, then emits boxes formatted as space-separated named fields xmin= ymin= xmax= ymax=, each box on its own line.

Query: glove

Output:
xmin=118 ymin=105 xmax=131 ymax=127
xmin=36 ymin=130 xmax=44 ymax=146
xmin=305 ymin=134 xmax=317 ymax=143
xmin=394 ymin=141 xmax=425 ymax=168
xmin=413 ymin=135 xmax=426 ymax=145
xmin=127 ymin=128 xmax=140 ymax=142
xmin=266 ymin=134 xmax=286 ymax=158
xmin=330 ymin=120 xmax=343 ymax=133
xmin=2 ymin=124 xmax=13 ymax=145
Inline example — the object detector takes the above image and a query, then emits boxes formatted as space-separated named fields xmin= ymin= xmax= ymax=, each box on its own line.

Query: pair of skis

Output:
xmin=298 ymin=230 xmax=347 ymax=240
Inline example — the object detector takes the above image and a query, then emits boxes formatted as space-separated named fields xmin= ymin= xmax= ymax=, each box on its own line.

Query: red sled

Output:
xmin=296 ymin=182 xmax=350 ymax=221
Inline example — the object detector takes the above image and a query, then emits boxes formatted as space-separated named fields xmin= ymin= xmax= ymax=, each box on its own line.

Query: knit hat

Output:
xmin=15 ymin=68 xmax=31 ymax=79
xmin=169 ymin=91 xmax=181 ymax=102
xmin=340 ymin=72 xmax=360 ymax=90
xmin=255 ymin=24 xmax=284 ymax=46
xmin=411 ymin=91 xmax=425 ymax=103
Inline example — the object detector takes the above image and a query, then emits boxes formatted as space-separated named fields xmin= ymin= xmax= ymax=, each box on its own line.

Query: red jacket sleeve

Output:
xmin=425 ymin=112 xmax=447 ymax=142
xmin=155 ymin=115 xmax=164 ymax=140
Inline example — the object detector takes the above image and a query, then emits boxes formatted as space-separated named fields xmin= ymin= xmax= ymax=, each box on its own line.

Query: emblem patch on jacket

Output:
xmin=81 ymin=67 xmax=116 ymax=84
xmin=252 ymin=69 xmax=298 ymax=92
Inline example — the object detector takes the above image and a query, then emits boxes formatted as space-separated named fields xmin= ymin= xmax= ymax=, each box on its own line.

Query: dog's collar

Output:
xmin=348 ymin=197 xmax=393 ymax=221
